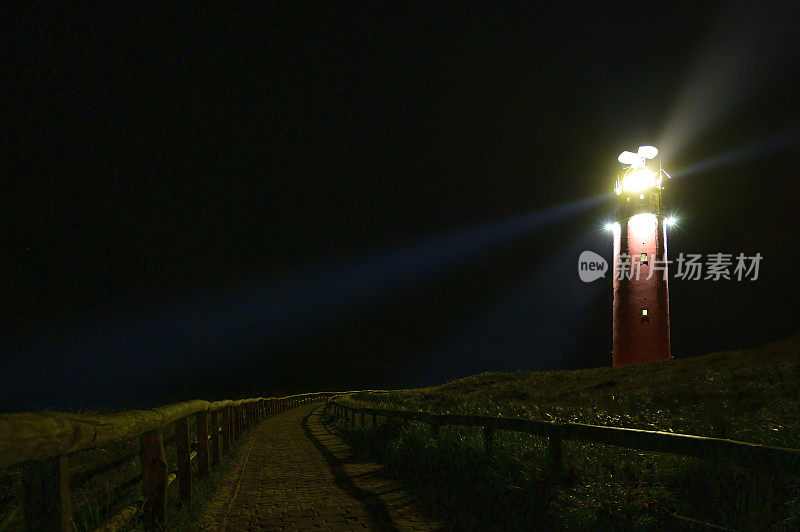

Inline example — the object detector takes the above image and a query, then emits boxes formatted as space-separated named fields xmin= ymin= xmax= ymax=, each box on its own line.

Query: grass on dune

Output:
xmin=335 ymin=335 xmax=800 ymax=530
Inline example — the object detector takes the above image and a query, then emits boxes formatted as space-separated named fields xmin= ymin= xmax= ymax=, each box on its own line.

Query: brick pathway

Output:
xmin=194 ymin=403 xmax=442 ymax=531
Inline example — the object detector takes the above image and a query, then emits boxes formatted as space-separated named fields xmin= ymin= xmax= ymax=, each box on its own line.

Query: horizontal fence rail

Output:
xmin=0 ymin=391 xmax=346 ymax=531
xmin=327 ymin=400 xmax=800 ymax=474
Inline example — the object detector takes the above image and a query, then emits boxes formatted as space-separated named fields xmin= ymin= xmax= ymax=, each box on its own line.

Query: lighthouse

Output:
xmin=609 ymin=146 xmax=673 ymax=366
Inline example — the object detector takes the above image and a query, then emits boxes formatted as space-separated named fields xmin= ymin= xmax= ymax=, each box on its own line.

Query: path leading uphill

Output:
xmin=194 ymin=403 xmax=442 ymax=531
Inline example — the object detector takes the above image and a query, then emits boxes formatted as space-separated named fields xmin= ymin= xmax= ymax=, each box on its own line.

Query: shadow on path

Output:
xmin=301 ymin=406 xmax=400 ymax=531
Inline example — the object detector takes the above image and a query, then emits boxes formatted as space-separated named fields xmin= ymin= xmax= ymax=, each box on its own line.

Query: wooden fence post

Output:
xmin=230 ymin=406 xmax=236 ymax=443
xmin=196 ymin=410 xmax=210 ymax=478
xmin=483 ymin=427 xmax=494 ymax=456
xmin=22 ymin=454 xmax=72 ymax=531
xmin=229 ymin=406 xmax=235 ymax=443
xmin=548 ymin=432 xmax=563 ymax=476
xmin=210 ymin=409 xmax=221 ymax=466
xmin=372 ymin=413 xmax=377 ymax=426
xmin=175 ymin=416 xmax=192 ymax=504
xmin=360 ymin=411 xmax=365 ymax=426
xmin=140 ymin=429 xmax=167 ymax=525
xmin=222 ymin=406 xmax=232 ymax=453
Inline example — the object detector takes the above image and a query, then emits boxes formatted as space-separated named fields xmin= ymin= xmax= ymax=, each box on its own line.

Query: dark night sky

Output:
xmin=4 ymin=2 xmax=800 ymax=411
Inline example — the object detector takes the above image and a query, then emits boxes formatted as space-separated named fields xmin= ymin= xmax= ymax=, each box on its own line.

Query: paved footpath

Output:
xmin=194 ymin=403 xmax=443 ymax=531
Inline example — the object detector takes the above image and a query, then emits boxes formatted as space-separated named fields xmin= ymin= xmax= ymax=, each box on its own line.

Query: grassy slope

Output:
xmin=338 ymin=335 xmax=800 ymax=529
xmin=349 ymin=335 xmax=800 ymax=447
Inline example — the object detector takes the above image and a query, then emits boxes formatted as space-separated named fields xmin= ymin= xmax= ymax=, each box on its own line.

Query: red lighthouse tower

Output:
xmin=610 ymin=146 xmax=673 ymax=366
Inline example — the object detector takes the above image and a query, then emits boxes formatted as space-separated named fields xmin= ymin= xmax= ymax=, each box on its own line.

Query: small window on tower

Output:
xmin=641 ymin=253 xmax=648 ymax=262
xmin=642 ymin=308 xmax=648 ymax=316
xmin=640 ymin=193 xmax=645 ymax=199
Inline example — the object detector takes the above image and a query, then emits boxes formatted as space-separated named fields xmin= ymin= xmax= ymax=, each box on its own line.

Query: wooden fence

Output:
xmin=0 ymin=392 xmax=340 ymax=530
xmin=327 ymin=400 xmax=800 ymax=475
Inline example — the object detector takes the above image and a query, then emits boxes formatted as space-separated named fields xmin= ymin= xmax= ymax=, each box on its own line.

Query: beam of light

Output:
xmin=672 ymin=129 xmax=800 ymax=180
xmin=657 ymin=3 xmax=799 ymax=160
xmin=6 ymin=192 xmax=610 ymax=408
xmin=395 ymin=228 xmax=607 ymax=386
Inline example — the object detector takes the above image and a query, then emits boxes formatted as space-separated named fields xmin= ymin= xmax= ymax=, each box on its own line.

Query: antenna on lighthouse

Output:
xmin=618 ymin=146 xmax=658 ymax=168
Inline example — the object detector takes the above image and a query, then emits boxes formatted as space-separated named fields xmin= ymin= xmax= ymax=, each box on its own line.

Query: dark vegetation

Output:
xmin=334 ymin=335 xmax=800 ymax=530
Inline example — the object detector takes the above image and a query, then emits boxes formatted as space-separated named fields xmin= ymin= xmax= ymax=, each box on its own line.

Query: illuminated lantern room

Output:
xmin=614 ymin=145 xmax=666 ymax=219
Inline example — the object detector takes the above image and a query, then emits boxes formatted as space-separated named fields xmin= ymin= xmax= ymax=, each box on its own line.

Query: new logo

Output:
xmin=578 ymin=251 xmax=608 ymax=283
